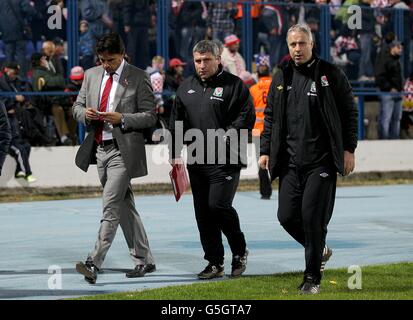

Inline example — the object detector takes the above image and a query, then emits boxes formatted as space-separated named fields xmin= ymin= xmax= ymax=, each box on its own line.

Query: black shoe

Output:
xmin=299 ymin=276 xmax=320 ymax=295
xmin=320 ymin=245 xmax=333 ymax=277
xmin=76 ymin=261 xmax=98 ymax=284
xmin=126 ymin=264 xmax=156 ymax=278
xmin=260 ymin=195 xmax=271 ymax=200
xmin=197 ymin=263 xmax=225 ymax=280
xmin=231 ymin=249 xmax=249 ymax=277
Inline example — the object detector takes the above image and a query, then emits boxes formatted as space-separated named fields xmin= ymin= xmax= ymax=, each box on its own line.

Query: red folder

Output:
xmin=169 ymin=163 xmax=190 ymax=201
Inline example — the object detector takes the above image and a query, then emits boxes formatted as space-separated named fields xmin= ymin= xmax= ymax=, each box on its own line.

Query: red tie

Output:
xmin=95 ymin=73 xmax=114 ymax=144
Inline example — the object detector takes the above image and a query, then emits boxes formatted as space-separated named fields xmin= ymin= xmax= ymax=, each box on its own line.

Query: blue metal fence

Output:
xmin=2 ymin=1 xmax=413 ymax=144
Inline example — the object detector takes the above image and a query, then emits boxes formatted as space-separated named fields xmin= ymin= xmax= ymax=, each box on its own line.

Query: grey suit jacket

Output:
xmin=72 ymin=62 xmax=157 ymax=178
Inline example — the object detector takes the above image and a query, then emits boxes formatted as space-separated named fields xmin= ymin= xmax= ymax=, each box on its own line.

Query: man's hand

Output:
xmin=85 ymin=107 xmax=100 ymax=121
xmin=343 ymin=151 xmax=355 ymax=176
xmin=124 ymin=25 xmax=131 ymax=33
xmin=258 ymin=155 xmax=269 ymax=170
xmin=100 ymin=112 xmax=122 ymax=125
xmin=15 ymin=95 xmax=25 ymax=103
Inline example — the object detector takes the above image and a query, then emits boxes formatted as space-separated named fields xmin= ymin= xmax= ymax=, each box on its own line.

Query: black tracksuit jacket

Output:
xmin=170 ymin=65 xmax=256 ymax=167
xmin=261 ymin=57 xmax=358 ymax=179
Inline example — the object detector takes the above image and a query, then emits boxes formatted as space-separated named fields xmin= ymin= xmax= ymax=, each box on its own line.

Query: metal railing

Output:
xmin=2 ymin=89 xmax=413 ymax=143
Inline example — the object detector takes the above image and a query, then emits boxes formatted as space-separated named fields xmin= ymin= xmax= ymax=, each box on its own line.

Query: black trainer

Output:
xmin=126 ymin=264 xmax=156 ymax=278
xmin=76 ymin=260 xmax=98 ymax=284
xmin=299 ymin=276 xmax=320 ymax=295
xmin=320 ymin=245 xmax=333 ymax=276
xmin=197 ymin=263 xmax=225 ymax=280
xmin=231 ymin=249 xmax=249 ymax=277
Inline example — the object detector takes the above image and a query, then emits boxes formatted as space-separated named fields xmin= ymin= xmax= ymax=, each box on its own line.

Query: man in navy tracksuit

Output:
xmin=259 ymin=24 xmax=358 ymax=294
xmin=170 ymin=40 xmax=255 ymax=280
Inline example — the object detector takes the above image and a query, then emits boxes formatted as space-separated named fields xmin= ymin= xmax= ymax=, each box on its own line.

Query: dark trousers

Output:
xmin=5 ymin=41 xmax=27 ymax=79
xmin=126 ymin=27 xmax=149 ymax=70
xmin=9 ymin=139 xmax=32 ymax=176
xmin=277 ymin=165 xmax=336 ymax=283
xmin=188 ymin=165 xmax=246 ymax=265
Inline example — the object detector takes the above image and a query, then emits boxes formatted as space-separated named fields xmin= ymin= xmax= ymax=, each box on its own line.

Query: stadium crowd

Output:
xmin=1 ymin=0 xmax=413 ymax=183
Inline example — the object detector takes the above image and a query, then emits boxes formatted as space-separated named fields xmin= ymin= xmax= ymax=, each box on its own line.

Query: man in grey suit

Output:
xmin=73 ymin=33 xmax=157 ymax=284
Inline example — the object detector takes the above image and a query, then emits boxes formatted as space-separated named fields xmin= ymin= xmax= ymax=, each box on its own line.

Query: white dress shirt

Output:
xmin=100 ymin=59 xmax=125 ymax=141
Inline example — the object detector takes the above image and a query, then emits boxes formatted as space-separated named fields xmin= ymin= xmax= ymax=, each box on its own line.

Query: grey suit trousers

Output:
xmin=89 ymin=144 xmax=154 ymax=269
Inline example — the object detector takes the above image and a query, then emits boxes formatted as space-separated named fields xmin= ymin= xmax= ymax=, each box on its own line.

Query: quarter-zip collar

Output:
xmin=195 ymin=64 xmax=225 ymax=88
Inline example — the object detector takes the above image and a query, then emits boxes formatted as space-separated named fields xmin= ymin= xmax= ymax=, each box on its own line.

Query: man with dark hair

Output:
xmin=259 ymin=24 xmax=358 ymax=294
xmin=73 ymin=33 xmax=157 ymax=284
xmin=170 ymin=40 xmax=255 ymax=280
xmin=0 ymin=102 xmax=12 ymax=176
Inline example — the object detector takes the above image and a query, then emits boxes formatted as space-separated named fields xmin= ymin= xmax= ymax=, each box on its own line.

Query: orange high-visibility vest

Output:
xmin=234 ymin=0 xmax=261 ymax=19
xmin=249 ymin=76 xmax=272 ymax=136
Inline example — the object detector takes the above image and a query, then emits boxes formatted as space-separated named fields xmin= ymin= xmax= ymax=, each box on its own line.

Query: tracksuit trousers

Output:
xmin=278 ymin=165 xmax=337 ymax=283
xmin=188 ymin=165 xmax=247 ymax=266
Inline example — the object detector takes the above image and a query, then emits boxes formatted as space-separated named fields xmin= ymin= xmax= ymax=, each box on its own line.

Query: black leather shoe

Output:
xmin=126 ymin=264 xmax=156 ymax=278
xmin=76 ymin=261 xmax=98 ymax=284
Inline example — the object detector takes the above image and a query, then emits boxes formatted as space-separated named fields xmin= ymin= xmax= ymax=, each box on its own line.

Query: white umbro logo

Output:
xmin=187 ymin=89 xmax=196 ymax=94
xmin=320 ymin=172 xmax=329 ymax=178
xmin=225 ymin=176 xmax=233 ymax=181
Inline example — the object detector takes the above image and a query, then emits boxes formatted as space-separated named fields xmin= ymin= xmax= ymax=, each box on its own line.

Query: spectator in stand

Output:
xmin=0 ymin=102 xmax=11 ymax=177
xmin=206 ymin=2 xmax=238 ymax=41
xmin=0 ymin=62 xmax=37 ymax=183
xmin=31 ymin=52 xmax=72 ymax=145
xmin=0 ymin=0 xmax=36 ymax=80
xmin=62 ymin=66 xmax=86 ymax=144
xmin=174 ymin=0 xmax=207 ymax=65
xmin=163 ymin=58 xmax=186 ymax=127
xmin=381 ymin=0 xmax=411 ymax=77
xmin=332 ymin=28 xmax=361 ymax=80
xmin=165 ymin=58 xmax=186 ymax=92
xmin=80 ymin=0 xmax=113 ymax=40
xmin=7 ymin=102 xmax=37 ymax=183
xmin=249 ymin=54 xmax=272 ymax=199
xmin=53 ymin=37 xmax=68 ymax=77
xmin=145 ymin=56 xmax=165 ymax=113
xmin=42 ymin=41 xmax=60 ymax=76
xmin=29 ymin=0 xmax=49 ymax=53
xmin=122 ymin=0 xmax=151 ymax=69
xmin=375 ymin=39 xmax=404 ymax=139
xmin=0 ymin=62 xmax=50 ymax=147
xmin=221 ymin=34 xmax=246 ymax=77
xmin=108 ymin=0 xmax=126 ymax=39
xmin=79 ymin=20 xmax=96 ymax=70
xmin=258 ymin=2 xmax=289 ymax=68
xmin=401 ymin=72 xmax=413 ymax=138
xmin=358 ymin=0 xmax=376 ymax=81
xmin=145 ymin=55 xmax=166 ymax=144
